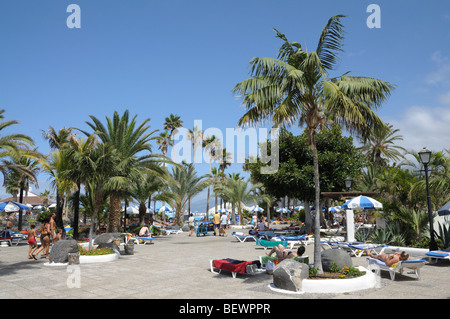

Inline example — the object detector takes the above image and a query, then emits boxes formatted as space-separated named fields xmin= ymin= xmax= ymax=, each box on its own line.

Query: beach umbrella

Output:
xmin=64 ymin=225 xmax=73 ymax=232
xmin=48 ymin=203 xmax=56 ymax=208
xmin=158 ymin=205 xmax=173 ymax=213
xmin=341 ymin=195 xmax=383 ymax=210
xmin=294 ymin=206 xmax=304 ymax=211
xmin=329 ymin=206 xmax=343 ymax=213
xmin=249 ymin=206 xmax=263 ymax=213
xmin=276 ymin=208 xmax=291 ymax=214
xmin=218 ymin=208 xmax=229 ymax=213
xmin=438 ymin=200 xmax=450 ymax=216
xmin=126 ymin=206 xmax=139 ymax=215
xmin=0 ymin=201 xmax=31 ymax=212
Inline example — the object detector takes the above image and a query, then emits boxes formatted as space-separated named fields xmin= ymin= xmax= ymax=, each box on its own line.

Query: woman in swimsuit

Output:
xmin=27 ymin=224 xmax=38 ymax=260
xmin=33 ymin=217 xmax=52 ymax=260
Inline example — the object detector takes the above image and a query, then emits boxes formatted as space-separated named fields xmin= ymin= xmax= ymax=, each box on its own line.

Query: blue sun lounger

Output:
xmin=425 ymin=249 xmax=450 ymax=263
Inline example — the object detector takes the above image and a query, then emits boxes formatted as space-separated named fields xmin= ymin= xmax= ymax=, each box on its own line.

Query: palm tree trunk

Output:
xmin=108 ymin=192 xmax=122 ymax=233
xmin=311 ymin=134 xmax=323 ymax=273
xmin=73 ymin=181 xmax=81 ymax=240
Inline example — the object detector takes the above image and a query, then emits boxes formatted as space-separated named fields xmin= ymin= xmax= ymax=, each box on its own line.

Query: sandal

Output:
xmin=32 ymin=254 xmax=37 ymax=260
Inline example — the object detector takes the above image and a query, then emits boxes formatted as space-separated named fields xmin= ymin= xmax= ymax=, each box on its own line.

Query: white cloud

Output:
xmin=387 ymin=105 xmax=450 ymax=152
xmin=426 ymin=51 xmax=450 ymax=85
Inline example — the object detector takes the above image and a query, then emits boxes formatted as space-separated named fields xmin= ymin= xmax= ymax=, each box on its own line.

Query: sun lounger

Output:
xmin=367 ymin=257 xmax=426 ymax=280
xmin=256 ymin=238 xmax=288 ymax=250
xmin=232 ymin=232 xmax=256 ymax=242
xmin=273 ymin=234 xmax=312 ymax=247
xmin=425 ymin=249 xmax=450 ymax=263
xmin=136 ymin=236 xmax=154 ymax=245
xmin=210 ymin=258 xmax=263 ymax=278
xmin=165 ymin=229 xmax=183 ymax=235
xmin=338 ymin=242 xmax=387 ymax=257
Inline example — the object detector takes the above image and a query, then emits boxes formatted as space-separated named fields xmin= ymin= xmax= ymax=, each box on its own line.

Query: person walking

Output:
xmin=220 ymin=212 xmax=227 ymax=236
xmin=213 ymin=211 xmax=221 ymax=236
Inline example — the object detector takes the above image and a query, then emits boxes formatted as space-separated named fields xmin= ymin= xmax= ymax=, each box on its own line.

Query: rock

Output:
xmin=93 ymin=233 xmax=124 ymax=245
xmin=272 ymin=259 xmax=309 ymax=292
xmin=321 ymin=248 xmax=353 ymax=272
xmin=181 ymin=224 xmax=190 ymax=232
xmin=49 ymin=240 xmax=79 ymax=264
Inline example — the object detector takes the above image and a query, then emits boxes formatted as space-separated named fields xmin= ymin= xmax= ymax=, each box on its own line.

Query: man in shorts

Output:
xmin=213 ymin=211 xmax=221 ymax=236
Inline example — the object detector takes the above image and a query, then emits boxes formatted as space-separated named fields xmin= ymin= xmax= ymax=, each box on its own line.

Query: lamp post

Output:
xmin=418 ymin=147 xmax=438 ymax=251
xmin=345 ymin=177 xmax=352 ymax=192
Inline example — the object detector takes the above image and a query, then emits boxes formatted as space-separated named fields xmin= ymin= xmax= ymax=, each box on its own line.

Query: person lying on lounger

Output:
xmin=266 ymin=245 xmax=305 ymax=260
xmin=367 ymin=251 xmax=410 ymax=266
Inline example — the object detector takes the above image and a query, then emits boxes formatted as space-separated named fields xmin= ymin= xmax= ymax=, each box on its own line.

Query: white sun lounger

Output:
xmin=367 ymin=257 xmax=426 ymax=280
xmin=232 ymin=232 xmax=256 ymax=242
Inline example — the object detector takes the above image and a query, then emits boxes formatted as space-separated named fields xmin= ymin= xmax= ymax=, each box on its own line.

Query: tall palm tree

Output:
xmin=233 ymin=15 xmax=394 ymax=271
xmin=60 ymin=134 xmax=98 ymax=239
xmin=85 ymin=110 xmax=165 ymax=232
xmin=164 ymin=113 xmax=183 ymax=145
xmin=202 ymin=135 xmax=221 ymax=216
xmin=187 ymin=125 xmax=203 ymax=167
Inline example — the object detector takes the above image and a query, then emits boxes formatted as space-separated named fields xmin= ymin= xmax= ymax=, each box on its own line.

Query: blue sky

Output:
xmin=0 ymin=1 xmax=449 ymax=211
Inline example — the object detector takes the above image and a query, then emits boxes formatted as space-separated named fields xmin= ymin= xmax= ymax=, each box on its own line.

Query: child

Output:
xmin=27 ymin=224 xmax=38 ymax=260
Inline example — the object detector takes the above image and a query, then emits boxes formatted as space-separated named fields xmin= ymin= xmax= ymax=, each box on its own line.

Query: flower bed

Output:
xmin=78 ymin=244 xmax=119 ymax=264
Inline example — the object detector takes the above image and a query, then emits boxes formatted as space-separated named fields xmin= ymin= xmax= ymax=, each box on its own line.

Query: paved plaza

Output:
xmin=0 ymin=227 xmax=449 ymax=301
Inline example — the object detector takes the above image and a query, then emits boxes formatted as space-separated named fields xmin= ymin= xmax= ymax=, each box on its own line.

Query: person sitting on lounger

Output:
xmin=139 ymin=225 xmax=151 ymax=237
xmin=266 ymin=244 xmax=305 ymax=260
xmin=367 ymin=251 xmax=409 ymax=266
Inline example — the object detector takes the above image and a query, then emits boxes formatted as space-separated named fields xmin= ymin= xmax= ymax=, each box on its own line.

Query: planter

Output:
xmin=269 ymin=266 xmax=376 ymax=294
xmin=79 ymin=252 xmax=120 ymax=264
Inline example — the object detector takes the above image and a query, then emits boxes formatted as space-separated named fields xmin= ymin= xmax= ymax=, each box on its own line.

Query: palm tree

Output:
xmin=233 ymin=15 xmax=394 ymax=272
xmin=40 ymin=149 xmax=76 ymax=229
xmin=130 ymin=172 xmax=166 ymax=225
xmin=41 ymin=126 xmax=77 ymax=150
xmin=0 ymin=110 xmax=35 ymax=185
xmin=4 ymin=150 xmax=41 ymax=230
xmin=163 ymin=165 xmax=209 ymax=226
xmin=202 ymin=135 xmax=221 ymax=216
xmin=60 ymin=134 xmax=98 ymax=239
xmin=218 ymin=178 xmax=270 ymax=225
xmin=164 ymin=113 xmax=183 ymax=145
xmin=85 ymin=110 xmax=165 ymax=233
xmin=187 ymin=125 xmax=203 ymax=167
xmin=358 ymin=123 xmax=406 ymax=166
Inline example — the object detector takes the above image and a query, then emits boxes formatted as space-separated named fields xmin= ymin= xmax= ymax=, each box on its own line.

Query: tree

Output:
xmin=358 ymin=123 xmax=406 ymax=166
xmin=233 ymin=16 xmax=394 ymax=271
xmin=163 ymin=165 xmax=209 ymax=226
xmin=60 ymin=134 xmax=98 ymax=239
xmin=202 ymin=135 xmax=221 ymax=216
xmin=85 ymin=110 xmax=164 ymax=232
xmin=164 ymin=113 xmax=183 ymax=145
xmin=217 ymin=178 xmax=270 ymax=225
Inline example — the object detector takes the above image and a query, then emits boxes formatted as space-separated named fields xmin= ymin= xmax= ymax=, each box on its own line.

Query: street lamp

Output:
xmin=345 ymin=177 xmax=352 ymax=192
xmin=418 ymin=147 xmax=438 ymax=251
